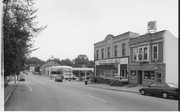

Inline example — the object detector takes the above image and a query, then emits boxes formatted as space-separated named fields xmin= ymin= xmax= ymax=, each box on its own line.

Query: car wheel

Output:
xmin=141 ymin=90 xmax=145 ymax=95
xmin=162 ymin=92 xmax=168 ymax=99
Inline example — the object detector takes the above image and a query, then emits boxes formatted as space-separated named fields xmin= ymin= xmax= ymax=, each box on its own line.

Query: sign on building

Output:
xmin=147 ymin=21 xmax=157 ymax=33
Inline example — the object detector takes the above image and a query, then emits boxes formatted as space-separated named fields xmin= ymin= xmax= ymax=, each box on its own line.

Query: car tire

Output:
xmin=162 ymin=92 xmax=168 ymax=99
xmin=141 ymin=90 xmax=145 ymax=95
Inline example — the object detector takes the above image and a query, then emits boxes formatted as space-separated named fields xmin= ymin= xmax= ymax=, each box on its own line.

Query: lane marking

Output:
xmin=86 ymin=94 xmax=107 ymax=102
xmin=26 ymin=82 xmax=32 ymax=92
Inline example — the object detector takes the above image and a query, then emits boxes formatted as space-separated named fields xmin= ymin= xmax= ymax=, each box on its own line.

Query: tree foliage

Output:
xmin=25 ymin=57 xmax=45 ymax=67
xmin=3 ymin=0 xmax=46 ymax=76
xmin=60 ymin=58 xmax=74 ymax=66
xmin=44 ymin=56 xmax=94 ymax=68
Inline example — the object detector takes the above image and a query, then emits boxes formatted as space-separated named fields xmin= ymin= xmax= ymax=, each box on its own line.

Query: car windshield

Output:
xmin=167 ymin=83 xmax=177 ymax=88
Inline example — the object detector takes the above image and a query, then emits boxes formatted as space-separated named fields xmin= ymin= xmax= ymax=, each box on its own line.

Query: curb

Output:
xmin=88 ymin=85 xmax=139 ymax=94
xmin=4 ymin=83 xmax=18 ymax=105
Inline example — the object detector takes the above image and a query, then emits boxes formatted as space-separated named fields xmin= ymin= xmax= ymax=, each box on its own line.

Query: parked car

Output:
xmin=139 ymin=82 xmax=179 ymax=99
xmin=19 ymin=75 xmax=25 ymax=81
xmin=55 ymin=76 xmax=63 ymax=82
xmin=4 ymin=78 xmax=9 ymax=87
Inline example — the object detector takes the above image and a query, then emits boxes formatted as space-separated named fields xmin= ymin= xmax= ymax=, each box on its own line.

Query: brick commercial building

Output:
xmin=128 ymin=30 xmax=178 ymax=86
xmin=94 ymin=32 xmax=139 ymax=80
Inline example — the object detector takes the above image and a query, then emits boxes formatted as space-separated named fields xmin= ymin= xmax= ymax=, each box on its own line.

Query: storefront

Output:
xmin=95 ymin=57 xmax=128 ymax=79
xmin=128 ymin=63 xmax=165 ymax=86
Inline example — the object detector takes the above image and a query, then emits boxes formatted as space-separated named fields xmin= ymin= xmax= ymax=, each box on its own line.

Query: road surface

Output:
xmin=5 ymin=74 xmax=178 ymax=111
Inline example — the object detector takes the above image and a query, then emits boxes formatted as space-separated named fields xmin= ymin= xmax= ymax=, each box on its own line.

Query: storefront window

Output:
xmin=130 ymin=70 xmax=136 ymax=79
xmin=144 ymin=71 xmax=155 ymax=80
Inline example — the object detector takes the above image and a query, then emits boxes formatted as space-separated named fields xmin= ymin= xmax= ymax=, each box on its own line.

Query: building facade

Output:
xmin=128 ymin=30 xmax=178 ymax=86
xmin=94 ymin=32 xmax=139 ymax=79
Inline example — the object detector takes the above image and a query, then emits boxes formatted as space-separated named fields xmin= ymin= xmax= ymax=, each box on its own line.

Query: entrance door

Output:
xmin=137 ymin=71 xmax=142 ymax=84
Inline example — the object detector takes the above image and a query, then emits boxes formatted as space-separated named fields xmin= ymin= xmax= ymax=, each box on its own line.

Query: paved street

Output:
xmin=5 ymin=74 xmax=178 ymax=111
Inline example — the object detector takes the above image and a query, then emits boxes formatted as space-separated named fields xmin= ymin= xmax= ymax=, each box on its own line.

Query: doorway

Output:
xmin=137 ymin=71 xmax=142 ymax=84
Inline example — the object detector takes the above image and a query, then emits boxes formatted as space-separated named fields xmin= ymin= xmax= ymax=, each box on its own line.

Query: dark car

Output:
xmin=19 ymin=75 xmax=25 ymax=81
xmin=55 ymin=76 xmax=63 ymax=82
xmin=139 ymin=82 xmax=179 ymax=99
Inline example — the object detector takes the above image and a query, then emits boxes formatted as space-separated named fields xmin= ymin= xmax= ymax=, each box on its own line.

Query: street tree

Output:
xmin=25 ymin=57 xmax=45 ymax=69
xmin=60 ymin=58 xmax=74 ymax=66
xmin=73 ymin=55 xmax=93 ymax=68
xmin=3 ymin=0 xmax=46 ymax=78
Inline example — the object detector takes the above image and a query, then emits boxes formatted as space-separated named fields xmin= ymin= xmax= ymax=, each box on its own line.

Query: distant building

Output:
xmin=128 ymin=30 xmax=178 ymax=86
xmin=40 ymin=60 xmax=60 ymax=76
xmin=72 ymin=67 xmax=94 ymax=80
xmin=94 ymin=32 xmax=139 ymax=79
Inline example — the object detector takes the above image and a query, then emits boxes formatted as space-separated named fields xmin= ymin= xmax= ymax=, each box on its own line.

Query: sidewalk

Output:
xmin=4 ymin=81 xmax=18 ymax=105
xmin=87 ymin=82 xmax=142 ymax=94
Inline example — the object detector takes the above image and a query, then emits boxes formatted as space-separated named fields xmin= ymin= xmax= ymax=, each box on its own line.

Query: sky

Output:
xmin=31 ymin=0 xmax=178 ymax=61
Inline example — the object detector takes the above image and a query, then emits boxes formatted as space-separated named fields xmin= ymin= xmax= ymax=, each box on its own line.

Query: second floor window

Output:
xmin=107 ymin=47 xmax=110 ymax=58
xmin=144 ymin=47 xmax=148 ymax=60
xmin=152 ymin=45 xmax=158 ymax=60
xmin=138 ymin=48 xmax=143 ymax=61
xmin=114 ymin=45 xmax=118 ymax=57
xmin=122 ymin=44 xmax=126 ymax=56
xmin=96 ymin=50 xmax=99 ymax=59
xmin=133 ymin=48 xmax=137 ymax=61
xmin=137 ymin=46 xmax=149 ymax=61
xmin=101 ymin=49 xmax=104 ymax=59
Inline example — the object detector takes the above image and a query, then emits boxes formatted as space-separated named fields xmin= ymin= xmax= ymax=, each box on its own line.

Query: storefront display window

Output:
xmin=130 ymin=70 xmax=136 ymax=79
xmin=144 ymin=71 xmax=155 ymax=80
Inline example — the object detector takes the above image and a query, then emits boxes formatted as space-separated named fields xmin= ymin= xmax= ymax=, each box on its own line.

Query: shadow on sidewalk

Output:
xmin=4 ymin=81 xmax=18 ymax=105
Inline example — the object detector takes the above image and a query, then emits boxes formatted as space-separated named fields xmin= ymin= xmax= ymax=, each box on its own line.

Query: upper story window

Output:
xmin=114 ymin=45 xmax=118 ymax=57
xmin=122 ymin=44 xmax=126 ymax=56
xmin=152 ymin=44 xmax=158 ymax=60
xmin=96 ymin=50 xmax=99 ymax=59
xmin=144 ymin=47 xmax=148 ymax=60
xmin=138 ymin=47 xmax=143 ymax=61
xmin=107 ymin=47 xmax=110 ymax=58
xmin=101 ymin=49 xmax=104 ymax=59
xmin=133 ymin=48 xmax=137 ymax=61
xmin=137 ymin=46 xmax=149 ymax=61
